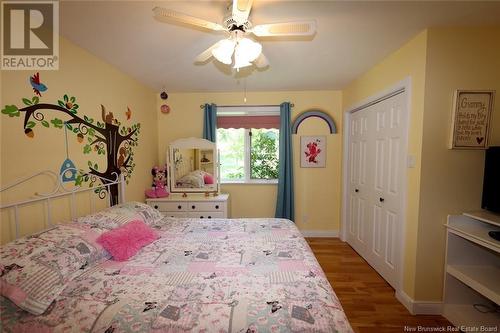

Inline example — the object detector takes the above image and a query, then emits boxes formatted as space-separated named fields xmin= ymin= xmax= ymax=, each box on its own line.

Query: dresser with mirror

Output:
xmin=146 ymin=137 xmax=229 ymax=218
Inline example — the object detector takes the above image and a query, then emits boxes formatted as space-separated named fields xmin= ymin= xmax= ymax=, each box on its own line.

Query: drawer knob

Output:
xmin=154 ymin=205 xmax=158 ymax=209
xmin=200 ymin=216 xmax=204 ymax=219
xmin=177 ymin=205 xmax=182 ymax=210
xmin=215 ymin=205 xmax=219 ymax=209
xmin=379 ymin=197 xmax=385 ymax=202
xmin=208 ymin=216 xmax=212 ymax=219
xmin=192 ymin=205 xmax=196 ymax=209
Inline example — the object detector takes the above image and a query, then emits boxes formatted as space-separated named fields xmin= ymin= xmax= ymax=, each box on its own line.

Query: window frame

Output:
xmin=216 ymin=106 xmax=280 ymax=185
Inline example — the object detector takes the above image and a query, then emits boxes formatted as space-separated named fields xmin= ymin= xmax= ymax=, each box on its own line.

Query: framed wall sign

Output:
xmin=300 ymin=136 xmax=326 ymax=168
xmin=449 ymin=90 xmax=495 ymax=149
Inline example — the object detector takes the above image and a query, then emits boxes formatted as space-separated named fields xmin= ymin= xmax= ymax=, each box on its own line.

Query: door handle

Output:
xmin=355 ymin=189 xmax=359 ymax=193
xmin=379 ymin=198 xmax=385 ymax=202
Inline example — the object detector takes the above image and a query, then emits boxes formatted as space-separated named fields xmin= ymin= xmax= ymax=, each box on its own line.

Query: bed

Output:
xmin=0 ymin=175 xmax=352 ymax=332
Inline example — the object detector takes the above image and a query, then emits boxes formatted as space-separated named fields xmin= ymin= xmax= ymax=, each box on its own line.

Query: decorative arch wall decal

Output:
xmin=292 ymin=110 xmax=337 ymax=134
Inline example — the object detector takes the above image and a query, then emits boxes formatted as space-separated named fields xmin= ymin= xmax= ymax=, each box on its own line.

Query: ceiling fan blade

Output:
xmin=253 ymin=53 xmax=269 ymax=68
xmin=232 ymin=0 xmax=253 ymax=25
xmin=153 ymin=7 xmax=226 ymax=32
xmin=251 ymin=20 xmax=316 ymax=37
xmin=195 ymin=41 xmax=223 ymax=63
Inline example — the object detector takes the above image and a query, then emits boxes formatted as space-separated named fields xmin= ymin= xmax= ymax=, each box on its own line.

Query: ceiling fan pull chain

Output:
xmin=244 ymin=78 xmax=247 ymax=103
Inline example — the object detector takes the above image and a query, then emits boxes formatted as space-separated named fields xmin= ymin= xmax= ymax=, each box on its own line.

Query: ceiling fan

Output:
xmin=153 ymin=0 xmax=316 ymax=70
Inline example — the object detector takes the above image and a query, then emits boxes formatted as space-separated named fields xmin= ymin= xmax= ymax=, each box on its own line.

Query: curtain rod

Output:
xmin=200 ymin=103 xmax=294 ymax=109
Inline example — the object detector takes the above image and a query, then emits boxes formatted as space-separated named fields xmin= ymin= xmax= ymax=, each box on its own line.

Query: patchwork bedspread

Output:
xmin=1 ymin=217 xmax=353 ymax=332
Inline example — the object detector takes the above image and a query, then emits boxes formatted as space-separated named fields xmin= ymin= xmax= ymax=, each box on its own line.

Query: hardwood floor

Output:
xmin=306 ymin=237 xmax=451 ymax=333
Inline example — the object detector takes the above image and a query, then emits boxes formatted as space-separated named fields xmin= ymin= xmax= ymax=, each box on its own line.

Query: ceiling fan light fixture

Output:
xmin=212 ymin=39 xmax=236 ymax=65
xmin=236 ymin=38 xmax=262 ymax=62
xmin=233 ymin=57 xmax=252 ymax=69
xmin=233 ymin=40 xmax=256 ymax=69
xmin=154 ymin=3 xmax=318 ymax=72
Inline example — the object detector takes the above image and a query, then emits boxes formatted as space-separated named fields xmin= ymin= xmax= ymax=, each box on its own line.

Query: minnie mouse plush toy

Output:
xmin=145 ymin=166 xmax=169 ymax=198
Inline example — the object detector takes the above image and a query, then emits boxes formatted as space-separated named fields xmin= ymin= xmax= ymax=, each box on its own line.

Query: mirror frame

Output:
xmin=167 ymin=137 xmax=219 ymax=194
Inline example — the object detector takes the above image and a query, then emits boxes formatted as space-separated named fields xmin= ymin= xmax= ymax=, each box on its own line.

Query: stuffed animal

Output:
xmin=145 ymin=166 xmax=169 ymax=198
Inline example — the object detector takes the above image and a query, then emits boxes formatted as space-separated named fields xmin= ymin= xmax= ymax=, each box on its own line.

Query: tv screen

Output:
xmin=482 ymin=146 xmax=500 ymax=213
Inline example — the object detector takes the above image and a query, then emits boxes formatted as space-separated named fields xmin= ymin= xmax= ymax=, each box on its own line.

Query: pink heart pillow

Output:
xmin=96 ymin=220 xmax=159 ymax=261
xmin=204 ymin=173 xmax=214 ymax=185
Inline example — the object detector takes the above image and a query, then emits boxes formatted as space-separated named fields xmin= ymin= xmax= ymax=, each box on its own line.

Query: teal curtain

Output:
xmin=203 ymin=103 xmax=217 ymax=142
xmin=275 ymin=102 xmax=295 ymax=221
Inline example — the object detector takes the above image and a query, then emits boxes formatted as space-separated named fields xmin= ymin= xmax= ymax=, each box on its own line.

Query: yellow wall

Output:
xmin=415 ymin=27 xmax=500 ymax=301
xmin=1 ymin=24 xmax=498 ymax=306
xmin=158 ymin=90 xmax=343 ymax=232
xmin=342 ymin=27 xmax=500 ymax=302
xmin=0 ymin=37 xmax=158 ymax=243
xmin=342 ymin=31 xmax=428 ymax=299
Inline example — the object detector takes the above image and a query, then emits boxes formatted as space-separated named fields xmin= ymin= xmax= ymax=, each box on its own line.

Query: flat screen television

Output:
xmin=482 ymin=146 xmax=500 ymax=213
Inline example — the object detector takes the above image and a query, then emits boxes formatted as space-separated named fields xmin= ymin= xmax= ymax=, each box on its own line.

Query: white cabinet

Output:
xmin=197 ymin=149 xmax=214 ymax=174
xmin=146 ymin=194 xmax=229 ymax=219
xmin=443 ymin=212 xmax=500 ymax=327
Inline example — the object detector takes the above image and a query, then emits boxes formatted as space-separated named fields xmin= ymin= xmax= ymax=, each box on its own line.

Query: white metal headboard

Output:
xmin=176 ymin=155 xmax=194 ymax=179
xmin=0 ymin=169 xmax=126 ymax=239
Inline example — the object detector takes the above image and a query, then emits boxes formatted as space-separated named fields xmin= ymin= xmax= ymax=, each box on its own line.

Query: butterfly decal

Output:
xmin=0 ymin=263 xmax=23 ymax=277
xmin=305 ymin=270 xmax=316 ymax=278
xmin=104 ymin=326 xmax=115 ymax=333
xmin=266 ymin=301 xmax=282 ymax=313
xmin=143 ymin=301 xmax=158 ymax=312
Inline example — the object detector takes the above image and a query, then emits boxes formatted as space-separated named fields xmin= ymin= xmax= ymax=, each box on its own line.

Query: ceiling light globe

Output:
xmin=233 ymin=44 xmax=253 ymax=69
xmin=233 ymin=58 xmax=252 ymax=69
xmin=212 ymin=39 xmax=236 ymax=65
xmin=237 ymin=38 xmax=262 ymax=62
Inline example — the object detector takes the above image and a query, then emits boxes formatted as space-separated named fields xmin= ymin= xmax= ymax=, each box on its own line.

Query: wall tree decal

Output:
xmin=2 ymin=94 xmax=140 ymax=205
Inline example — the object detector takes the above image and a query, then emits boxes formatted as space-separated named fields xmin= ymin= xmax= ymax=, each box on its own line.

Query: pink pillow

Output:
xmin=96 ymin=220 xmax=159 ymax=261
xmin=204 ymin=173 xmax=214 ymax=184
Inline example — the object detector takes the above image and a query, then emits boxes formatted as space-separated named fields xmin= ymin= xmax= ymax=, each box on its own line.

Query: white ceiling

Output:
xmin=60 ymin=1 xmax=500 ymax=92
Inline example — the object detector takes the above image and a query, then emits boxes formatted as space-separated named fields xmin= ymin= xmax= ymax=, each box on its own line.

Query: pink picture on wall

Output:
xmin=300 ymin=136 xmax=326 ymax=168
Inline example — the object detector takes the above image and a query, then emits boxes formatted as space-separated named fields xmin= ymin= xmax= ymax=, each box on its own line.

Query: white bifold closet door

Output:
xmin=346 ymin=91 xmax=407 ymax=289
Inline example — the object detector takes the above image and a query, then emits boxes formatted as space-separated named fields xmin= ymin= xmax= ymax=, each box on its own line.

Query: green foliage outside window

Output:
xmin=250 ymin=129 xmax=279 ymax=179
xmin=218 ymin=128 xmax=244 ymax=180
xmin=217 ymin=127 xmax=279 ymax=181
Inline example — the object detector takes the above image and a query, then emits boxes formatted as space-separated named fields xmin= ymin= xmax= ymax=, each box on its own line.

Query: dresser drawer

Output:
xmin=149 ymin=202 xmax=186 ymax=212
xmin=188 ymin=202 xmax=226 ymax=212
xmin=186 ymin=212 xmax=225 ymax=219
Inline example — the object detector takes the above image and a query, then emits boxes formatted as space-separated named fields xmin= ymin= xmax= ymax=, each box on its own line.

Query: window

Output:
xmin=217 ymin=106 xmax=280 ymax=183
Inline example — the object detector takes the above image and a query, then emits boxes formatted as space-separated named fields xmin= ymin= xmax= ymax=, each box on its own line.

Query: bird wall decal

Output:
xmin=29 ymin=72 xmax=48 ymax=97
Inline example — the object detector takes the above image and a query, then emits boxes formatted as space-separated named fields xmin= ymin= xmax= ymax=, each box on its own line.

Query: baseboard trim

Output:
xmin=395 ymin=290 xmax=442 ymax=315
xmin=301 ymin=230 xmax=339 ymax=238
